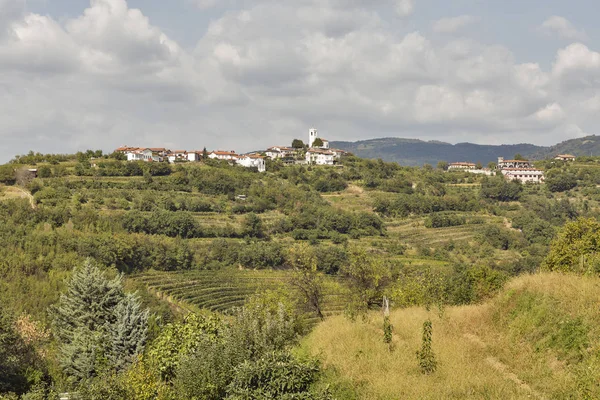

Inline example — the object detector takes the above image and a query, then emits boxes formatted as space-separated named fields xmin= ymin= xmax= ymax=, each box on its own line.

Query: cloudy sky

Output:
xmin=1 ymin=0 xmax=600 ymax=162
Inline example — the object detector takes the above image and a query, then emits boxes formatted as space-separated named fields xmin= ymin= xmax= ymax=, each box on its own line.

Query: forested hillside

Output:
xmin=331 ymin=135 xmax=600 ymax=166
xmin=2 ymin=150 xmax=600 ymax=398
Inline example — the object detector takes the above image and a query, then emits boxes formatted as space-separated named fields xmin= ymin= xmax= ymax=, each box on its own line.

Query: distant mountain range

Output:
xmin=330 ymin=135 xmax=600 ymax=166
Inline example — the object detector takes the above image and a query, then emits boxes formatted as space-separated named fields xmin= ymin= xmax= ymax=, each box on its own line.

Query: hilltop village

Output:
xmin=115 ymin=128 xmax=348 ymax=173
xmin=113 ymin=128 xmax=577 ymax=185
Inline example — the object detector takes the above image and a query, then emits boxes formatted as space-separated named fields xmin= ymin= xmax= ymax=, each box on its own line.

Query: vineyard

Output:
xmin=133 ymin=269 xmax=351 ymax=323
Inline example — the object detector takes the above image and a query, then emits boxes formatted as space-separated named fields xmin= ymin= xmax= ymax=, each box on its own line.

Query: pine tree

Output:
xmin=51 ymin=260 xmax=124 ymax=345
xmin=107 ymin=293 xmax=149 ymax=371
xmin=50 ymin=260 xmax=149 ymax=383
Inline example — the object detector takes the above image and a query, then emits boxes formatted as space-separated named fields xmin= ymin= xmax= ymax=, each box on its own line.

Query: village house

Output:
xmin=265 ymin=146 xmax=296 ymax=159
xmin=497 ymin=157 xmax=532 ymax=169
xmin=501 ymin=168 xmax=545 ymax=184
xmin=448 ymin=162 xmax=477 ymax=170
xmin=208 ymin=150 xmax=238 ymax=161
xmin=555 ymin=154 xmax=576 ymax=161
xmin=237 ymin=154 xmax=266 ymax=172
xmin=126 ymin=148 xmax=163 ymax=162
xmin=306 ymin=148 xmax=335 ymax=165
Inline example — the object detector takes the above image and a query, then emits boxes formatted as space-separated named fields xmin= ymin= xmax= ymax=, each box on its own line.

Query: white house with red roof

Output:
xmin=306 ymin=148 xmax=335 ymax=165
xmin=237 ymin=153 xmax=266 ymax=172
xmin=208 ymin=150 xmax=239 ymax=161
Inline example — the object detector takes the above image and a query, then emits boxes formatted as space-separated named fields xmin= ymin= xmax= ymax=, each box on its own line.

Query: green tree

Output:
xmin=416 ymin=320 xmax=437 ymax=374
xmin=37 ymin=166 xmax=52 ymax=178
xmin=0 ymin=307 xmax=37 ymax=395
xmin=107 ymin=293 xmax=149 ymax=371
xmin=292 ymin=139 xmax=305 ymax=149
xmin=289 ymin=244 xmax=325 ymax=320
xmin=543 ymin=218 xmax=600 ymax=273
xmin=514 ymin=153 xmax=526 ymax=160
xmin=545 ymin=171 xmax=577 ymax=192
xmin=341 ymin=250 xmax=391 ymax=318
xmin=50 ymin=260 xmax=148 ymax=383
xmin=487 ymin=161 xmax=497 ymax=170
xmin=312 ymin=138 xmax=324 ymax=148
xmin=436 ymin=161 xmax=448 ymax=171
xmin=241 ymin=212 xmax=265 ymax=239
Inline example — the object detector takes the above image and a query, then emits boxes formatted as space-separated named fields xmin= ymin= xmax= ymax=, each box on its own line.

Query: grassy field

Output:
xmin=304 ymin=273 xmax=600 ymax=399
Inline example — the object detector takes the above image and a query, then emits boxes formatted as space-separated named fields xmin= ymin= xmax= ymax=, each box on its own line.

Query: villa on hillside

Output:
xmin=500 ymin=168 xmax=545 ymax=183
xmin=497 ymin=157 xmax=532 ymax=169
xmin=555 ymin=154 xmax=576 ymax=161
xmin=448 ymin=162 xmax=476 ymax=170
xmin=496 ymin=157 xmax=544 ymax=183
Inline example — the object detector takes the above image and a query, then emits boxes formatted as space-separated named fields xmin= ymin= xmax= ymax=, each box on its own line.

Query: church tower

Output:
xmin=309 ymin=128 xmax=318 ymax=148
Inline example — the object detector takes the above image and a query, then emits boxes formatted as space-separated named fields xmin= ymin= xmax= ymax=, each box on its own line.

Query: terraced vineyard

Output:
xmin=134 ymin=269 xmax=350 ymax=322
xmin=386 ymin=215 xmax=504 ymax=247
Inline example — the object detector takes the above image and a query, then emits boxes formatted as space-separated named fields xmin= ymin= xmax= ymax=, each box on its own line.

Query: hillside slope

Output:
xmin=331 ymin=135 xmax=600 ymax=166
xmin=304 ymin=273 xmax=600 ymax=399
xmin=331 ymin=138 xmax=544 ymax=166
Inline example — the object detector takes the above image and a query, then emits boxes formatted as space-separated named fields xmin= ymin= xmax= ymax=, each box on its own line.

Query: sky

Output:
xmin=1 ymin=0 xmax=600 ymax=162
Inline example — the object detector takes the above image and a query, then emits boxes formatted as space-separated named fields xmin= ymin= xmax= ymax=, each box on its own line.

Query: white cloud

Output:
xmin=395 ymin=0 xmax=413 ymax=17
xmin=540 ymin=16 xmax=587 ymax=41
xmin=432 ymin=15 xmax=478 ymax=34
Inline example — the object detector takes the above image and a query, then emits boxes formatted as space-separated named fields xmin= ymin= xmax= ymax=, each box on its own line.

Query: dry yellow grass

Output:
xmin=304 ymin=273 xmax=600 ymax=399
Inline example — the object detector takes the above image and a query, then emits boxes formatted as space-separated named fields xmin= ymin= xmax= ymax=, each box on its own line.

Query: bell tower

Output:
xmin=309 ymin=128 xmax=318 ymax=148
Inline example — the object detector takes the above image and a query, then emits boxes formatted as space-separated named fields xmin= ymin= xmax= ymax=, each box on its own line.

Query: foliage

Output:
xmin=543 ymin=218 xmax=600 ymax=273
xmin=416 ymin=320 xmax=437 ymax=374
xmin=383 ymin=315 xmax=393 ymax=344
xmin=50 ymin=260 xmax=148 ymax=384
xmin=480 ymin=176 xmax=523 ymax=201
xmin=0 ymin=306 xmax=42 ymax=395
xmin=545 ymin=171 xmax=578 ymax=192
xmin=225 ymin=351 xmax=325 ymax=400
xmin=341 ymin=250 xmax=391 ymax=318
xmin=289 ymin=244 xmax=325 ymax=320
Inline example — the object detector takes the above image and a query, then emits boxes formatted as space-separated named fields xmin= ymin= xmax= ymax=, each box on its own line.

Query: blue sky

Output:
xmin=1 ymin=0 xmax=600 ymax=161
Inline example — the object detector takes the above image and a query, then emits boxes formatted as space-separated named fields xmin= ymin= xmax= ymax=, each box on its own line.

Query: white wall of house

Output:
xmin=501 ymin=169 xmax=544 ymax=183
xmin=306 ymin=151 xmax=334 ymax=165
xmin=237 ymin=156 xmax=266 ymax=172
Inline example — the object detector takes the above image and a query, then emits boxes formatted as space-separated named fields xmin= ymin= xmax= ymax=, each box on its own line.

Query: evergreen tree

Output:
xmin=50 ymin=260 xmax=149 ymax=383
xmin=51 ymin=260 xmax=124 ymax=345
xmin=108 ymin=293 xmax=149 ymax=371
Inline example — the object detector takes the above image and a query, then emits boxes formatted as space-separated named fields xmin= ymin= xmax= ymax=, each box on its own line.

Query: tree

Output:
xmin=0 ymin=306 xmax=36 ymax=395
xmin=545 ymin=172 xmax=577 ymax=192
xmin=514 ymin=153 xmax=526 ymax=160
xmin=340 ymin=250 xmax=391 ymax=318
xmin=543 ymin=218 xmax=600 ymax=273
xmin=291 ymin=139 xmax=305 ymax=149
xmin=475 ymin=162 xmax=483 ymax=169
xmin=50 ymin=260 xmax=148 ymax=383
xmin=416 ymin=320 xmax=437 ymax=374
xmin=241 ymin=213 xmax=265 ymax=239
xmin=312 ymin=138 xmax=324 ymax=148
xmin=202 ymin=147 xmax=209 ymax=160
xmin=107 ymin=294 xmax=149 ymax=371
xmin=37 ymin=166 xmax=51 ymax=178
xmin=288 ymin=244 xmax=325 ymax=320
xmin=436 ymin=161 xmax=448 ymax=171
xmin=487 ymin=161 xmax=497 ymax=170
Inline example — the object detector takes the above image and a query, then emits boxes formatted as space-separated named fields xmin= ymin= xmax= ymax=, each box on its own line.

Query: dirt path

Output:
xmin=463 ymin=333 xmax=546 ymax=400
xmin=15 ymin=187 xmax=36 ymax=209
